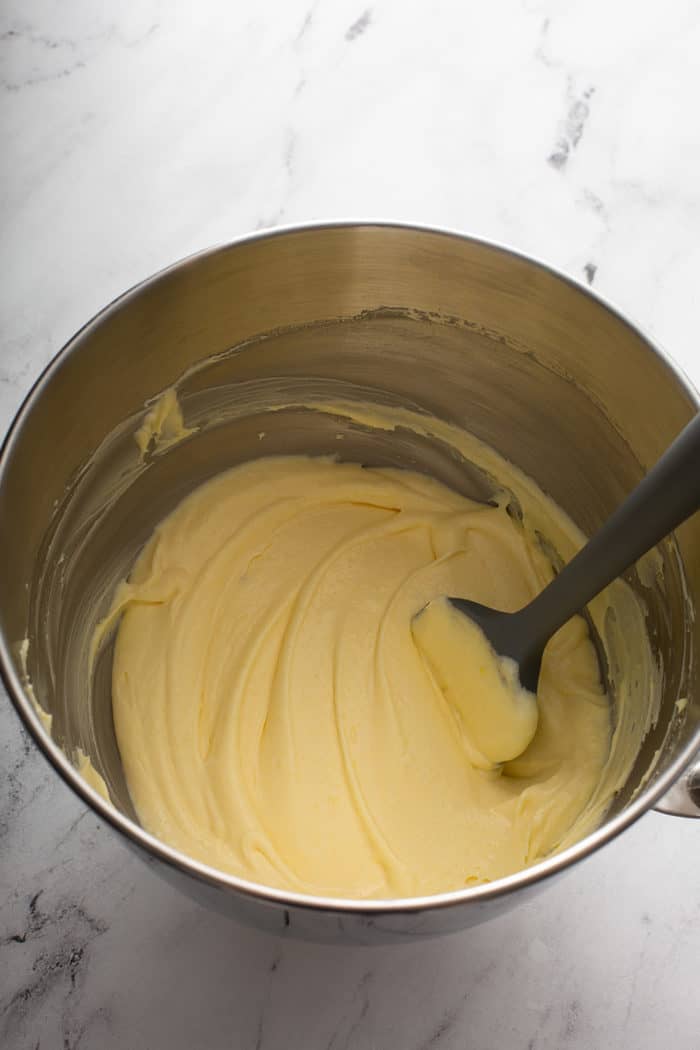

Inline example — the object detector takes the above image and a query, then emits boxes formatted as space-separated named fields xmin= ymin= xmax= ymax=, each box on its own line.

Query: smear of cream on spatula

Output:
xmin=412 ymin=596 xmax=539 ymax=769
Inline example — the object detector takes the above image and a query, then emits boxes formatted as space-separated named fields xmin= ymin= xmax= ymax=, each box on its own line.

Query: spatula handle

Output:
xmin=524 ymin=411 xmax=700 ymax=646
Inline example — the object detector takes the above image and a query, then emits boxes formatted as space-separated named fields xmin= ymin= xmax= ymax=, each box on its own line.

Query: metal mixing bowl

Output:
xmin=1 ymin=223 xmax=698 ymax=943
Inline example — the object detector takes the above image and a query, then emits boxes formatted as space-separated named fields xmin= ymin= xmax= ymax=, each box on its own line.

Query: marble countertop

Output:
xmin=2 ymin=1 xmax=699 ymax=1047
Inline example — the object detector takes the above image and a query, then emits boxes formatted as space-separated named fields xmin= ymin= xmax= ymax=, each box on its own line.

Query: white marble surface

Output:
xmin=2 ymin=1 xmax=700 ymax=1047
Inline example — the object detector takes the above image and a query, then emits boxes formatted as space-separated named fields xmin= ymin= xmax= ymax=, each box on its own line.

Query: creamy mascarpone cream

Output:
xmin=95 ymin=454 xmax=611 ymax=898
xmin=412 ymin=596 xmax=539 ymax=767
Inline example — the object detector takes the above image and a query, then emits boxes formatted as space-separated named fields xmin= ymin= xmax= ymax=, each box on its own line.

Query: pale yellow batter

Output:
xmin=97 ymin=454 xmax=611 ymax=899
xmin=412 ymin=597 xmax=539 ymax=768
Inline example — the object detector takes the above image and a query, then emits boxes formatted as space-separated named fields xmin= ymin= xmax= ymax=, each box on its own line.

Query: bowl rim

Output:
xmin=2 ymin=218 xmax=699 ymax=916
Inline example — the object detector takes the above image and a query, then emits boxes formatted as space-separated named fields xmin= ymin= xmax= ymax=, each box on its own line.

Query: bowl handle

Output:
xmin=654 ymin=757 xmax=700 ymax=817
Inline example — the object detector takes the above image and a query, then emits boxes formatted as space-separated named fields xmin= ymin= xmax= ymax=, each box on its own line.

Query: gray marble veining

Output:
xmin=2 ymin=1 xmax=700 ymax=1047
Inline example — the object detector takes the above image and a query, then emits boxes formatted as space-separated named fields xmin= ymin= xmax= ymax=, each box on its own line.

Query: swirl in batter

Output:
xmin=100 ymin=455 xmax=610 ymax=898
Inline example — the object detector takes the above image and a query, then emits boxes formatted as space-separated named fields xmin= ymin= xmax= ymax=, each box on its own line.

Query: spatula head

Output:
xmin=411 ymin=596 xmax=540 ymax=767
xmin=447 ymin=597 xmax=544 ymax=694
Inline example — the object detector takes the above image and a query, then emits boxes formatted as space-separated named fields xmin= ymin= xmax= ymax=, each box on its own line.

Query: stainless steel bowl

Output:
xmin=1 ymin=223 xmax=699 ymax=944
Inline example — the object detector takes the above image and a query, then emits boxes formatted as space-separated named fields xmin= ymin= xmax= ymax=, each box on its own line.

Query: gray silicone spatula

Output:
xmin=424 ymin=412 xmax=700 ymax=696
